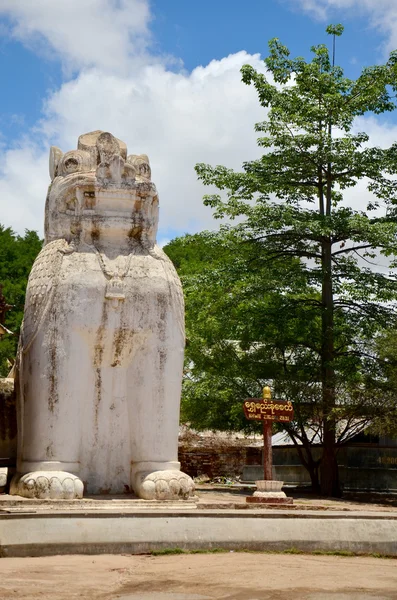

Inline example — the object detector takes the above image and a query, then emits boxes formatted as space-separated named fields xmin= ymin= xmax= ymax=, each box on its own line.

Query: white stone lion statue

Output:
xmin=10 ymin=131 xmax=195 ymax=501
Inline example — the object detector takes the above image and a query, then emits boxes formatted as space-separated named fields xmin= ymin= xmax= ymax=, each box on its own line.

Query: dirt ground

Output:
xmin=0 ymin=553 xmax=396 ymax=600
xmin=2 ymin=486 xmax=397 ymax=599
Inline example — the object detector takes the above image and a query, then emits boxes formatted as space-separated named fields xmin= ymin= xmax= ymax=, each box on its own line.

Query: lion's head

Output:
xmin=45 ymin=130 xmax=159 ymax=250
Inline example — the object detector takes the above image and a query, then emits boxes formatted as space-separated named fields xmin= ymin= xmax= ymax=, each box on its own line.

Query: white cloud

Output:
xmin=0 ymin=52 xmax=266 ymax=238
xmin=2 ymin=48 xmax=397 ymax=241
xmin=354 ymin=115 xmax=397 ymax=148
xmin=292 ymin=0 xmax=397 ymax=53
xmin=2 ymin=1 xmax=396 ymax=243
xmin=0 ymin=0 xmax=151 ymax=73
xmin=0 ymin=1 xmax=269 ymax=239
xmin=0 ymin=144 xmax=48 ymax=235
xmin=292 ymin=0 xmax=328 ymax=20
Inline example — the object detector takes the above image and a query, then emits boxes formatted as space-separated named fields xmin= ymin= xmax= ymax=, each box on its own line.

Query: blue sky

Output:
xmin=151 ymin=1 xmax=382 ymax=74
xmin=0 ymin=0 xmax=397 ymax=242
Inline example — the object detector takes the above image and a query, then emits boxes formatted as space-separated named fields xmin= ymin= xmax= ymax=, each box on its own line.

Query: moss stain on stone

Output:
xmin=111 ymin=327 xmax=129 ymax=367
xmin=93 ymin=301 xmax=108 ymax=435
xmin=46 ymin=442 xmax=54 ymax=459
xmin=157 ymin=294 xmax=167 ymax=343
xmin=48 ymin=326 xmax=59 ymax=413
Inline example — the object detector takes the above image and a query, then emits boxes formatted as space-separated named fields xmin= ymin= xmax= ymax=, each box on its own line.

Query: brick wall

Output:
xmin=178 ymin=444 xmax=262 ymax=479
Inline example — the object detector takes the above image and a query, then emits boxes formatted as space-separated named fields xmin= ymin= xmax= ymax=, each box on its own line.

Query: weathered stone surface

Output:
xmin=134 ymin=469 xmax=195 ymax=500
xmin=11 ymin=130 xmax=194 ymax=500
xmin=255 ymin=480 xmax=284 ymax=492
xmin=10 ymin=471 xmax=84 ymax=499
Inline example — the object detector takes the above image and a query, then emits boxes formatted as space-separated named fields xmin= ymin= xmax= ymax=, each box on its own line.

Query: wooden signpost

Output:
xmin=243 ymin=386 xmax=294 ymax=481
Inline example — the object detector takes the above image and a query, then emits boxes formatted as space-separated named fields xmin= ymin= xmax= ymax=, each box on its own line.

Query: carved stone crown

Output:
xmin=45 ymin=131 xmax=159 ymax=248
xmin=50 ymin=130 xmax=151 ymax=184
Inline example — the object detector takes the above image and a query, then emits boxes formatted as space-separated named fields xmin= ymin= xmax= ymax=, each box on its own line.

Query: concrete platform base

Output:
xmin=246 ymin=496 xmax=293 ymax=504
xmin=1 ymin=500 xmax=397 ymax=558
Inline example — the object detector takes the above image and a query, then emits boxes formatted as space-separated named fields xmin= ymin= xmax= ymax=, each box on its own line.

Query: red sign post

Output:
xmin=243 ymin=387 xmax=294 ymax=481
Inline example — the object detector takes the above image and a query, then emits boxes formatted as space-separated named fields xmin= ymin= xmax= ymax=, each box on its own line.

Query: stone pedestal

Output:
xmin=246 ymin=480 xmax=293 ymax=504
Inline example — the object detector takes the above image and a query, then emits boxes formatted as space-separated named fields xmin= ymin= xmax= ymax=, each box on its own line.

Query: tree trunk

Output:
xmin=306 ymin=458 xmax=321 ymax=494
xmin=320 ymin=419 xmax=341 ymax=496
xmin=320 ymin=233 xmax=340 ymax=497
xmin=292 ymin=435 xmax=321 ymax=494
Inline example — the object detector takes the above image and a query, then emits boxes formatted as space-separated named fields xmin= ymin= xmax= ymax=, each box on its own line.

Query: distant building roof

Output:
xmin=272 ymin=428 xmax=322 ymax=447
xmin=272 ymin=421 xmax=391 ymax=447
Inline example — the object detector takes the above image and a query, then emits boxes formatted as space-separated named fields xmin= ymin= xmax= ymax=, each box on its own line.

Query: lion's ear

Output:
xmin=127 ymin=154 xmax=151 ymax=180
xmin=49 ymin=146 xmax=63 ymax=180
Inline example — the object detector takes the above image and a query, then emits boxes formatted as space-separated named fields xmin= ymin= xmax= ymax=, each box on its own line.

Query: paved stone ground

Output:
xmin=0 ymin=553 xmax=396 ymax=599
xmin=195 ymin=484 xmax=397 ymax=512
xmin=3 ymin=484 xmax=397 ymax=513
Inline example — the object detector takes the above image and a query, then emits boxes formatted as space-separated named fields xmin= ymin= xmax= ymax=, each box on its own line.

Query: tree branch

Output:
xmin=331 ymin=244 xmax=374 ymax=257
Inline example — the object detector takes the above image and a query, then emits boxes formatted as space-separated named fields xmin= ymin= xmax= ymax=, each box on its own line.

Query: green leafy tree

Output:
xmin=165 ymin=230 xmax=318 ymax=435
xmin=192 ymin=25 xmax=397 ymax=496
xmin=165 ymin=230 xmax=396 ymax=493
xmin=371 ymin=329 xmax=397 ymax=435
xmin=0 ymin=226 xmax=42 ymax=375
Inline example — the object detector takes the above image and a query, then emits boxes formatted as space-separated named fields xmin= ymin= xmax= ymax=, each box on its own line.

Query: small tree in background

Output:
xmin=191 ymin=25 xmax=397 ymax=496
xmin=0 ymin=226 xmax=42 ymax=376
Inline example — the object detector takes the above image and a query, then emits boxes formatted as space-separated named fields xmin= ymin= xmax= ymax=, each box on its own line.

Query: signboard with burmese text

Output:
xmin=243 ymin=399 xmax=294 ymax=423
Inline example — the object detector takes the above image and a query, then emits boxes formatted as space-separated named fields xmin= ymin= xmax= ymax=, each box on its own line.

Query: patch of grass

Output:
xmin=147 ymin=547 xmax=397 ymax=559
xmin=150 ymin=548 xmax=185 ymax=556
xmin=190 ymin=548 xmax=227 ymax=554
xmin=311 ymin=549 xmax=355 ymax=557
xmin=152 ymin=547 xmax=230 ymax=556
xmin=282 ymin=548 xmax=304 ymax=554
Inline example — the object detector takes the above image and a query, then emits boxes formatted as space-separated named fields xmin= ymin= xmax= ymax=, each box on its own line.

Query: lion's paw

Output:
xmin=10 ymin=471 xmax=84 ymax=499
xmin=135 ymin=470 xmax=195 ymax=500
